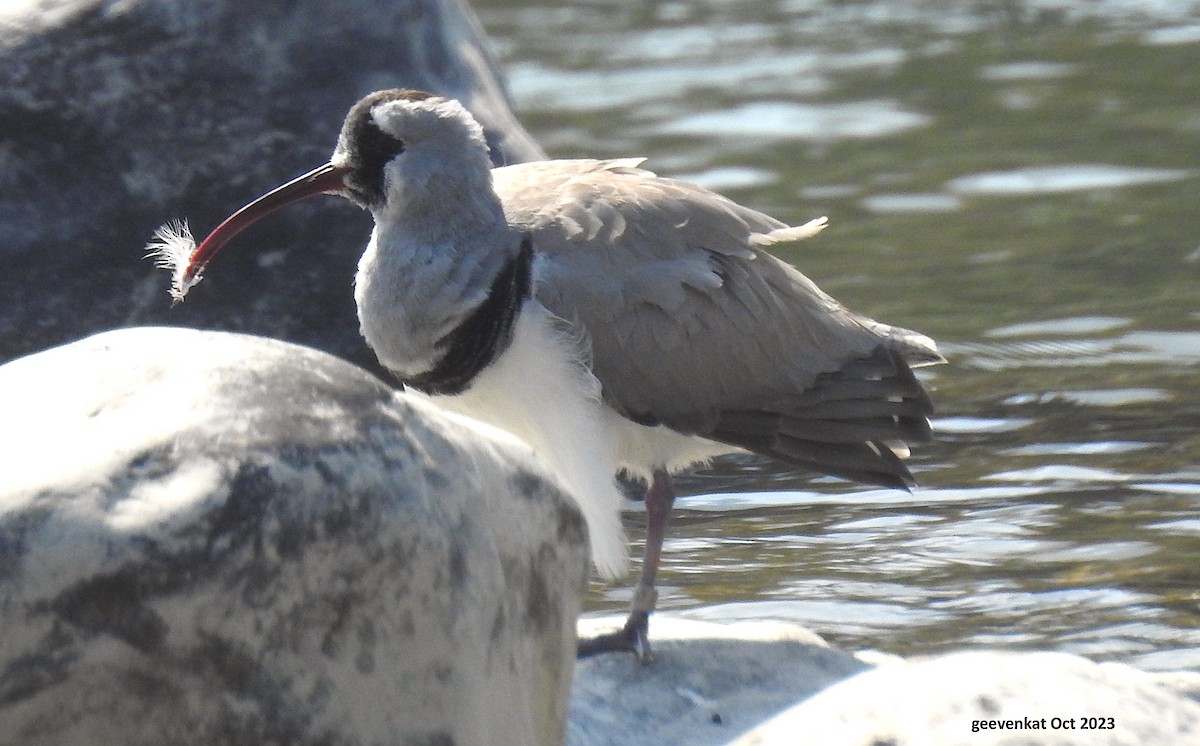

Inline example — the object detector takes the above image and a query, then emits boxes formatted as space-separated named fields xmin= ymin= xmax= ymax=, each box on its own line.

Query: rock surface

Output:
xmin=0 ymin=327 xmax=587 ymax=746
xmin=569 ymin=616 xmax=868 ymax=746
xmin=570 ymin=615 xmax=1200 ymax=746
xmin=732 ymin=649 xmax=1200 ymax=745
xmin=0 ymin=0 xmax=542 ymax=371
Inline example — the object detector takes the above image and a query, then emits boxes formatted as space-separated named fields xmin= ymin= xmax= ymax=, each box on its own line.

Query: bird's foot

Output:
xmin=576 ymin=611 xmax=653 ymax=664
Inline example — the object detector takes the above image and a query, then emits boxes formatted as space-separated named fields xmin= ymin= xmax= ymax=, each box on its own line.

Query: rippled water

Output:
xmin=477 ymin=0 xmax=1200 ymax=670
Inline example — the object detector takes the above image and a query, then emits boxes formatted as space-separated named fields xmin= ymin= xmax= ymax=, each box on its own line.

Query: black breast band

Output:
xmin=403 ymin=236 xmax=534 ymax=396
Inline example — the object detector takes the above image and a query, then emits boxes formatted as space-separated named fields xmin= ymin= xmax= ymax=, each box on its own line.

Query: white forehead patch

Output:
xmin=370 ymin=95 xmax=488 ymax=151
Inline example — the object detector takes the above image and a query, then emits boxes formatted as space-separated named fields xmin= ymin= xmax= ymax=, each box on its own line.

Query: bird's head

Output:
xmin=333 ymin=88 xmax=493 ymax=212
xmin=149 ymin=88 xmax=493 ymax=301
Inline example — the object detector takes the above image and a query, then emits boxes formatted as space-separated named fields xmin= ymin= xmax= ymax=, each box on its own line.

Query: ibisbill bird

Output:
xmin=149 ymin=88 xmax=944 ymax=662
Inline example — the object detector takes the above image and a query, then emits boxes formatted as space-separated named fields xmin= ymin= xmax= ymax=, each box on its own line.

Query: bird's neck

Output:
xmin=354 ymin=195 xmax=528 ymax=391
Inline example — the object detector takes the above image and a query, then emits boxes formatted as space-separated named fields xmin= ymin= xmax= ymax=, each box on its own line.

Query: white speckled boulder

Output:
xmin=0 ymin=327 xmax=588 ymax=746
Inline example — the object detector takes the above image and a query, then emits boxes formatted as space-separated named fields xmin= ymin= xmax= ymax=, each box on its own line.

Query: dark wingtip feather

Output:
xmin=709 ymin=344 xmax=935 ymax=490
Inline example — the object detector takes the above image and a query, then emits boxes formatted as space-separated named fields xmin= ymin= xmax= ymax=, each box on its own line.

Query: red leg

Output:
xmin=577 ymin=469 xmax=674 ymax=663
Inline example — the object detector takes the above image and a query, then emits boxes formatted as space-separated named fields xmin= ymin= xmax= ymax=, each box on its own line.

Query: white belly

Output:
xmin=424 ymin=301 xmax=733 ymax=580
xmin=607 ymin=414 xmax=737 ymax=483
xmin=428 ymin=302 xmax=628 ymax=578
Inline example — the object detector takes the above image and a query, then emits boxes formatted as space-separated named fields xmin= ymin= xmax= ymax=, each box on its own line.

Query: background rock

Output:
xmin=569 ymin=615 xmax=869 ymax=745
xmin=730 ymin=649 xmax=1200 ymax=745
xmin=0 ymin=327 xmax=587 ymax=746
xmin=744 ymin=647 xmax=1200 ymax=746
xmin=570 ymin=616 xmax=1200 ymax=746
xmin=0 ymin=0 xmax=542 ymax=371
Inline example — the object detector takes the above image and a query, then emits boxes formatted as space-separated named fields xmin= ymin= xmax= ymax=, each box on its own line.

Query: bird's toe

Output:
xmin=576 ymin=611 xmax=653 ymax=662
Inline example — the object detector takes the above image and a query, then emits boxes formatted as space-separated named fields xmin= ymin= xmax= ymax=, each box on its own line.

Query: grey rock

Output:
xmin=568 ymin=616 xmax=870 ymax=745
xmin=570 ymin=617 xmax=1200 ymax=746
xmin=0 ymin=327 xmax=587 ymax=746
xmin=0 ymin=0 xmax=542 ymax=372
xmin=730 ymin=649 xmax=1200 ymax=745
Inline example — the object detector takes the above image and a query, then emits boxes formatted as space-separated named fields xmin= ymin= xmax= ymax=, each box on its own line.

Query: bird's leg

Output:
xmin=629 ymin=468 xmax=675 ymax=661
xmin=577 ymin=469 xmax=674 ymax=663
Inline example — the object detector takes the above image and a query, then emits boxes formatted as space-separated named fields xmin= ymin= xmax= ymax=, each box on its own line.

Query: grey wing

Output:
xmin=494 ymin=160 xmax=944 ymax=487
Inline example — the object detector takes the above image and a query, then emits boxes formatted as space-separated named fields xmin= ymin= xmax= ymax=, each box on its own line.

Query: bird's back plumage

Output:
xmin=492 ymin=158 xmax=942 ymax=487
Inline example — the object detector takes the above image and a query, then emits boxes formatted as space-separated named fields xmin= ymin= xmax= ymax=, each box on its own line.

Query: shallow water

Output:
xmin=477 ymin=0 xmax=1200 ymax=670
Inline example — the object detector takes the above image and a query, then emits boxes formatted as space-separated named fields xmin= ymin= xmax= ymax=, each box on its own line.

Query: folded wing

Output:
xmin=494 ymin=159 xmax=943 ymax=487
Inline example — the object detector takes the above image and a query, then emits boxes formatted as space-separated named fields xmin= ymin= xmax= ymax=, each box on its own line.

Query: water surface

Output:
xmin=478 ymin=0 xmax=1200 ymax=670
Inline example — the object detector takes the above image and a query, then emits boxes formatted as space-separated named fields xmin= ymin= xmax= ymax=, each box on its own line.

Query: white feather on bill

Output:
xmin=144 ymin=219 xmax=200 ymax=303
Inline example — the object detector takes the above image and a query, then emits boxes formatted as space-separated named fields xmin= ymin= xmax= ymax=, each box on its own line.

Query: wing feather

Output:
xmin=492 ymin=159 xmax=943 ymax=486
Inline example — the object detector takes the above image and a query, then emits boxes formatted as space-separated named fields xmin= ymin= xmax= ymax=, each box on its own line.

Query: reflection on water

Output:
xmin=477 ymin=0 xmax=1200 ymax=670
xmin=860 ymin=191 xmax=964 ymax=213
xmin=660 ymin=99 xmax=932 ymax=140
xmin=946 ymin=165 xmax=1195 ymax=195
